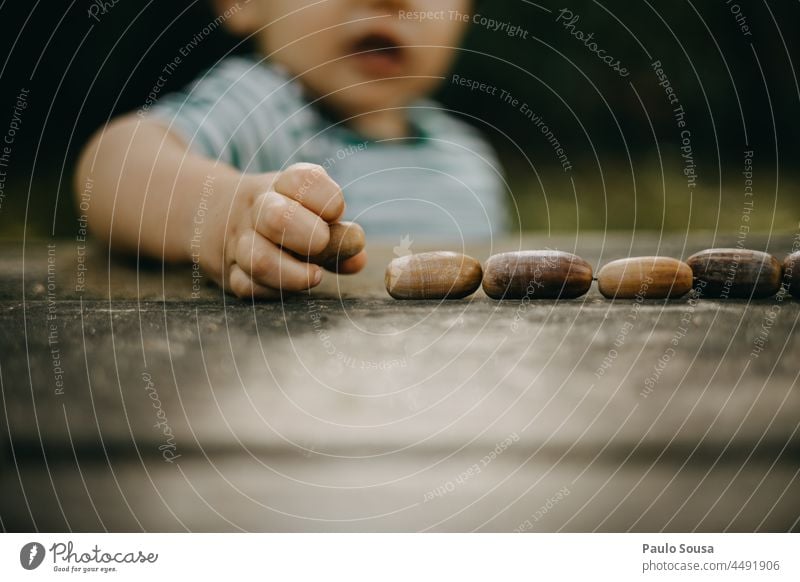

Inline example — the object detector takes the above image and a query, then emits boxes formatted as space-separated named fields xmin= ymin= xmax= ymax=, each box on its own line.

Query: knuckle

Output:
xmin=236 ymin=234 xmax=276 ymax=281
xmin=288 ymin=162 xmax=326 ymax=177
xmin=285 ymin=163 xmax=326 ymax=198
xmin=253 ymin=173 xmax=278 ymax=195
xmin=314 ymin=177 xmax=344 ymax=220
xmin=249 ymin=247 xmax=276 ymax=280
xmin=308 ymin=224 xmax=331 ymax=255
xmin=253 ymin=192 xmax=276 ymax=223
xmin=258 ymin=191 xmax=283 ymax=214
xmin=230 ymin=276 xmax=252 ymax=299
xmin=262 ymin=200 xmax=293 ymax=238
xmin=327 ymin=190 xmax=345 ymax=218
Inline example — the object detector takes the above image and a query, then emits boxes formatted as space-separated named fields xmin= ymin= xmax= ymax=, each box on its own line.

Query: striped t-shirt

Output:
xmin=149 ymin=56 xmax=508 ymax=240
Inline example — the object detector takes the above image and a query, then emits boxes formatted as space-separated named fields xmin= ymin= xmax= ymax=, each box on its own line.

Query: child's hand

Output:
xmin=204 ymin=163 xmax=366 ymax=299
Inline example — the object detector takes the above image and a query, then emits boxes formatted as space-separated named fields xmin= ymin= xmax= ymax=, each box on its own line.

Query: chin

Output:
xmin=329 ymin=83 xmax=414 ymax=116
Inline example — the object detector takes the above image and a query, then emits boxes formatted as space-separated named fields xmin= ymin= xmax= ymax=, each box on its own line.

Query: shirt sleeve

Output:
xmin=145 ymin=57 xmax=284 ymax=171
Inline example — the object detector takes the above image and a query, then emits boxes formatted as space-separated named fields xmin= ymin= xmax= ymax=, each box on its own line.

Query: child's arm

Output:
xmin=74 ymin=114 xmax=363 ymax=297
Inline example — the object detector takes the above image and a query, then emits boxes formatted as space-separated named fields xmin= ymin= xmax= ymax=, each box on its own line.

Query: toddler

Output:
xmin=76 ymin=0 xmax=507 ymax=298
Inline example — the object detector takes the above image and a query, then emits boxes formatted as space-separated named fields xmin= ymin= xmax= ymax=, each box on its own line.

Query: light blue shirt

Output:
xmin=149 ymin=56 xmax=509 ymax=240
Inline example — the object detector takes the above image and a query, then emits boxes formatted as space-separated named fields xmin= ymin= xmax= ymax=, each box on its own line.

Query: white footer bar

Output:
xmin=1 ymin=533 xmax=797 ymax=581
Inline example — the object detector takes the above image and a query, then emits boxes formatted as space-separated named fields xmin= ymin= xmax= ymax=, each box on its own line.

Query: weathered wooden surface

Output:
xmin=1 ymin=234 xmax=798 ymax=532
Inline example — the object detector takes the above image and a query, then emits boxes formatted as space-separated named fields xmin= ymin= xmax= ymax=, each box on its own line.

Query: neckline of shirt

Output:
xmin=240 ymin=54 xmax=435 ymax=147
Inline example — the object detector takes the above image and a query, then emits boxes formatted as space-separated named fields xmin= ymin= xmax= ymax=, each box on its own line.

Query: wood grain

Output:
xmin=1 ymin=235 xmax=798 ymax=532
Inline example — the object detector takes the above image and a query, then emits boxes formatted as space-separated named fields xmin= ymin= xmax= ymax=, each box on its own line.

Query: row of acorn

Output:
xmin=385 ymin=248 xmax=800 ymax=300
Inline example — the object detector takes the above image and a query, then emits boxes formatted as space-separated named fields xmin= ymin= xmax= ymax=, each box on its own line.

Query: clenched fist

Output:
xmin=199 ymin=163 xmax=367 ymax=299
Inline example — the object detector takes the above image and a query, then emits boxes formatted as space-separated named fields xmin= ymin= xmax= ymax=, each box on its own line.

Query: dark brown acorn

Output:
xmin=482 ymin=250 xmax=593 ymax=300
xmin=687 ymin=248 xmax=781 ymax=298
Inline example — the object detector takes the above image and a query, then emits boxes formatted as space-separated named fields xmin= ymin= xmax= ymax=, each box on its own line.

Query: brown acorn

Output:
xmin=597 ymin=257 xmax=693 ymax=299
xmin=482 ymin=250 xmax=593 ymax=300
xmin=307 ymin=221 xmax=365 ymax=271
xmin=687 ymin=248 xmax=781 ymax=298
xmin=385 ymin=252 xmax=483 ymax=300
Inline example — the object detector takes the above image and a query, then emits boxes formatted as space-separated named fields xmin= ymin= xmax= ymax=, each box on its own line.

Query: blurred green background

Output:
xmin=0 ymin=0 xmax=797 ymax=239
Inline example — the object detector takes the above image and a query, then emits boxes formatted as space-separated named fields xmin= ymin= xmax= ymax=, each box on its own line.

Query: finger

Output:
xmin=274 ymin=163 xmax=345 ymax=222
xmin=252 ymin=191 xmax=330 ymax=255
xmin=325 ymin=250 xmax=368 ymax=274
xmin=235 ymin=229 xmax=323 ymax=291
xmin=227 ymin=264 xmax=281 ymax=300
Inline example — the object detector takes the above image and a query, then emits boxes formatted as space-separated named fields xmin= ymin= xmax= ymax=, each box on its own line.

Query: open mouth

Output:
xmin=348 ymin=32 xmax=406 ymax=75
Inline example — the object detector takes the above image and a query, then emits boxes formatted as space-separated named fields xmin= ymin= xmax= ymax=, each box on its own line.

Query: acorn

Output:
xmin=385 ymin=252 xmax=483 ymax=300
xmin=597 ymin=257 xmax=693 ymax=299
xmin=306 ymin=221 xmax=365 ymax=271
xmin=687 ymin=248 xmax=781 ymax=298
xmin=482 ymin=250 xmax=593 ymax=300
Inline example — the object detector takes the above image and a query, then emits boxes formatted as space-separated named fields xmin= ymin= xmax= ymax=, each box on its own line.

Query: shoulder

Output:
xmin=145 ymin=56 xmax=305 ymax=167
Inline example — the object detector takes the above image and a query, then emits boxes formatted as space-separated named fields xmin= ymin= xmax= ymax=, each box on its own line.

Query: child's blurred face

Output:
xmin=220 ymin=0 xmax=471 ymax=115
